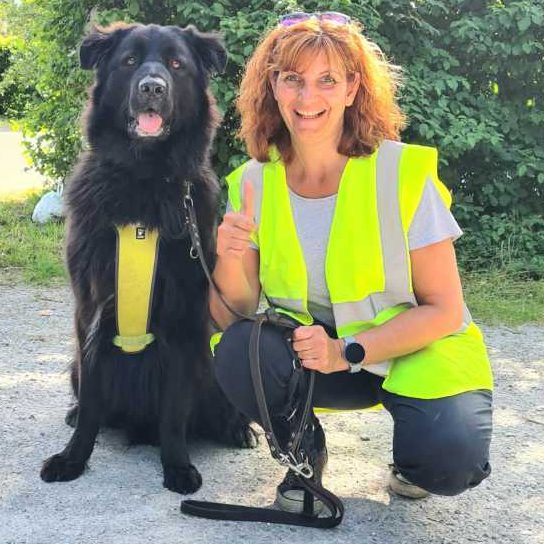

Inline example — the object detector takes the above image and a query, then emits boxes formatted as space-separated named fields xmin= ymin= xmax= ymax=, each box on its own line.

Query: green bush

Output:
xmin=456 ymin=212 xmax=544 ymax=279
xmin=2 ymin=0 xmax=543 ymax=274
xmin=0 ymin=36 xmax=35 ymax=118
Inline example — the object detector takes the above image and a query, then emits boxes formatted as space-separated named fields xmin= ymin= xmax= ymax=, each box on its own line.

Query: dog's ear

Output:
xmin=181 ymin=25 xmax=228 ymax=75
xmin=80 ymin=24 xmax=133 ymax=70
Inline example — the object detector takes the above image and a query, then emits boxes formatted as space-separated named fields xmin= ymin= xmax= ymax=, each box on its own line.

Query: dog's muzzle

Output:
xmin=130 ymin=67 xmax=173 ymax=138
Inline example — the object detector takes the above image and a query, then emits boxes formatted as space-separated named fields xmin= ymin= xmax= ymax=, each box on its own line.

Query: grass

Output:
xmin=462 ymin=271 xmax=544 ymax=327
xmin=0 ymin=192 xmax=66 ymax=284
xmin=0 ymin=193 xmax=543 ymax=326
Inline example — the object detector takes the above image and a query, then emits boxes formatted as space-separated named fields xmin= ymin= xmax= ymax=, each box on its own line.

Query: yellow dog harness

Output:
xmin=113 ymin=224 xmax=160 ymax=353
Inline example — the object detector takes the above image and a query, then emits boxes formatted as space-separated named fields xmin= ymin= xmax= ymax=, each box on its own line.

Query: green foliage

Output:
xmin=456 ymin=212 xmax=544 ymax=279
xmin=387 ymin=0 xmax=544 ymax=220
xmin=2 ymin=0 xmax=543 ymax=274
xmin=0 ymin=35 xmax=36 ymax=118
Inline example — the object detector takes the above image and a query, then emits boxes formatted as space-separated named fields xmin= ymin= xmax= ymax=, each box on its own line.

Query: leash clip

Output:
xmin=183 ymin=194 xmax=194 ymax=210
xmin=279 ymin=452 xmax=314 ymax=479
xmin=183 ymin=180 xmax=194 ymax=210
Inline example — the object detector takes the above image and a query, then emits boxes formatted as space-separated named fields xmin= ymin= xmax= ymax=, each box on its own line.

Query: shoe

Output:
xmin=388 ymin=464 xmax=430 ymax=499
xmin=275 ymin=418 xmax=328 ymax=514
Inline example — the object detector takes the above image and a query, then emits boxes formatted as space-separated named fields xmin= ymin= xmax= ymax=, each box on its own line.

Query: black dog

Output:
xmin=40 ymin=23 xmax=255 ymax=494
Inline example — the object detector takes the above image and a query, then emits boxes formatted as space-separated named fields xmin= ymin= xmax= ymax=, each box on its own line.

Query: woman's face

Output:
xmin=270 ymin=49 xmax=360 ymax=149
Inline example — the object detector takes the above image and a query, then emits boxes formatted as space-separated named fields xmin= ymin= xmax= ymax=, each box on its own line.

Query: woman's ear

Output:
xmin=345 ymin=72 xmax=361 ymax=107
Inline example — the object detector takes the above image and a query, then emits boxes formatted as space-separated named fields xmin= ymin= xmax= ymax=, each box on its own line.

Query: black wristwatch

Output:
xmin=342 ymin=336 xmax=366 ymax=373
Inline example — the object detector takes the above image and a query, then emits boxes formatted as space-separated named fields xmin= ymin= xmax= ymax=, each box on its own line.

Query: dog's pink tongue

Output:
xmin=138 ymin=112 xmax=163 ymax=134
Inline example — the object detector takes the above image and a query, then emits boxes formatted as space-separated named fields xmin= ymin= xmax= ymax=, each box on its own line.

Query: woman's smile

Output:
xmin=294 ymin=109 xmax=327 ymax=119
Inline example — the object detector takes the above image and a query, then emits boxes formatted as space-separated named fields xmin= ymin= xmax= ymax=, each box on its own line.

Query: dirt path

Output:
xmin=0 ymin=283 xmax=542 ymax=544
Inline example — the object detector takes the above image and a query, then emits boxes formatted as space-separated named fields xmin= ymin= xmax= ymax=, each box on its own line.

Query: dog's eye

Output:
xmin=125 ymin=56 xmax=137 ymax=66
xmin=170 ymin=59 xmax=182 ymax=70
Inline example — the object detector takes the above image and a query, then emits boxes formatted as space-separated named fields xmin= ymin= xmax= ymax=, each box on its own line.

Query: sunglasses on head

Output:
xmin=278 ymin=11 xmax=351 ymax=27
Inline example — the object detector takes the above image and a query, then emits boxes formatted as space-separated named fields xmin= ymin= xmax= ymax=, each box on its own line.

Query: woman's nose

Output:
xmin=298 ymin=83 xmax=317 ymax=100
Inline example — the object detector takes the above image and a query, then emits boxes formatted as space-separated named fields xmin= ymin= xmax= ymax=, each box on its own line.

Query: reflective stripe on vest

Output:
xmin=114 ymin=224 xmax=159 ymax=353
xmin=225 ymin=141 xmax=493 ymax=398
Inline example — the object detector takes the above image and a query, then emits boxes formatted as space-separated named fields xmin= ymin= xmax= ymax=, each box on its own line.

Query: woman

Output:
xmin=210 ymin=12 xmax=493 ymax=512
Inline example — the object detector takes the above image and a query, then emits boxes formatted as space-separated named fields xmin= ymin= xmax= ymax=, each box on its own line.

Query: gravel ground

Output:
xmin=0 ymin=282 xmax=543 ymax=544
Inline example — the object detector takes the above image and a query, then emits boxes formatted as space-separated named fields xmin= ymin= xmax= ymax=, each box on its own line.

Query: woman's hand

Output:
xmin=216 ymin=181 xmax=256 ymax=260
xmin=291 ymin=325 xmax=349 ymax=374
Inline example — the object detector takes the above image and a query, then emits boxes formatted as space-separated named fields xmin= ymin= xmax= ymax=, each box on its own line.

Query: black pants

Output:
xmin=214 ymin=320 xmax=493 ymax=496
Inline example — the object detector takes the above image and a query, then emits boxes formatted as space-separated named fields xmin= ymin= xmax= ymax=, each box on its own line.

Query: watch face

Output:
xmin=345 ymin=342 xmax=365 ymax=364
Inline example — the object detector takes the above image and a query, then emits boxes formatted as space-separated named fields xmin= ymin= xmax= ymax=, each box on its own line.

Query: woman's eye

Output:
xmin=125 ymin=56 xmax=137 ymax=66
xmin=284 ymin=74 xmax=301 ymax=83
xmin=320 ymin=75 xmax=337 ymax=86
xmin=170 ymin=59 xmax=182 ymax=70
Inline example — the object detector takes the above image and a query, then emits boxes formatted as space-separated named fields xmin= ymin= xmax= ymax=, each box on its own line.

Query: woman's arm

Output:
xmin=209 ymin=180 xmax=261 ymax=330
xmin=209 ymin=248 xmax=261 ymax=330
xmin=351 ymin=237 xmax=464 ymax=365
xmin=292 ymin=238 xmax=465 ymax=373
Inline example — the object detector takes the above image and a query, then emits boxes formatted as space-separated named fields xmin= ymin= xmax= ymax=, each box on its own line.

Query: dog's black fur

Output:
xmin=40 ymin=23 xmax=255 ymax=494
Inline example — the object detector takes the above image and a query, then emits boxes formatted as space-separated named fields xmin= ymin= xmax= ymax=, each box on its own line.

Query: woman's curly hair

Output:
xmin=237 ymin=18 xmax=406 ymax=162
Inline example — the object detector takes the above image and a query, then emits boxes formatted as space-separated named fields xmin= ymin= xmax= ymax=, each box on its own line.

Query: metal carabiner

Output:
xmin=278 ymin=452 xmax=314 ymax=479
xmin=183 ymin=194 xmax=194 ymax=210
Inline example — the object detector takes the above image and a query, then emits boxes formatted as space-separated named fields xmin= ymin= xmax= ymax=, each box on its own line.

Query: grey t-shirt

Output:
xmin=227 ymin=178 xmax=462 ymax=374
xmin=283 ymin=179 xmax=462 ymax=327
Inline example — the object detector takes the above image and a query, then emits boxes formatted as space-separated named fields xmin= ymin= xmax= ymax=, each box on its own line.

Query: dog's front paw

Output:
xmin=40 ymin=453 xmax=86 ymax=482
xmin=163 ymin=464 xmax=202 ymax=494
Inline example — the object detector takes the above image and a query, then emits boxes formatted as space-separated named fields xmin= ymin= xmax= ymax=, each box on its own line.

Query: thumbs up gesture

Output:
xmin=217 ymin=181 xmax=256 ymax=260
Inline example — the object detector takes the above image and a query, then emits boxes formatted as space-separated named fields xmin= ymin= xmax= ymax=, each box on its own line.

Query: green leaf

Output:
xmin=518 ymin=16 xmax=531 ymax=32
xmin=211 ymin=3 xmax=224 ymax=16
xmin=446 ymin=79 xmax=458 ymax=92
xmin=127 ymin=0 xmax=140 ymax=17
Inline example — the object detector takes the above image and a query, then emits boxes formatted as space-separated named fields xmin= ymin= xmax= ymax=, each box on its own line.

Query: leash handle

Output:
xmin=181 ymin=484 xmax=344 ymax=528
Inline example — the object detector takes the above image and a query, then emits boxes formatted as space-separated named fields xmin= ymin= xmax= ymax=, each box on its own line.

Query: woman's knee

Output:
xmin=391 ymin=391 xmax=493 ymax=496
xmin=395 ymin=431 xmax=492 ymax=496
xmin=213 ymin=320 xmax=299 ymax=420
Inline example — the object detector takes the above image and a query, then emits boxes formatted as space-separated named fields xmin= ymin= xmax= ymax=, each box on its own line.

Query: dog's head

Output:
xmin=80 ymin=23 xmax=227 ymax=142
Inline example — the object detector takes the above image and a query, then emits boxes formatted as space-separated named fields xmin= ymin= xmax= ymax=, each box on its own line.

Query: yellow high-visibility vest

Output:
xmin=224 ymin=141 xmax=493 ymax=399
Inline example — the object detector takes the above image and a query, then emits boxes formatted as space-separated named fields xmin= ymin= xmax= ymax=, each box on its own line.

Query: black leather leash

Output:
xmin=179 ymin=181 xmax=344 ymax=528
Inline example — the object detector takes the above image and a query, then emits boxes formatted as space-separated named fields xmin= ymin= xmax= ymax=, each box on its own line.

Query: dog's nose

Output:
xmin=138 ymin=76 xmax=167 ymax=97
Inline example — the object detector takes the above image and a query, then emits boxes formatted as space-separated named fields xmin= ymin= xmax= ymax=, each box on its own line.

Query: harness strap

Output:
xmin=112 ymin=333 xmax=155 ymax=349
xmin=114 ymin=223 xmax=160 ymax=353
